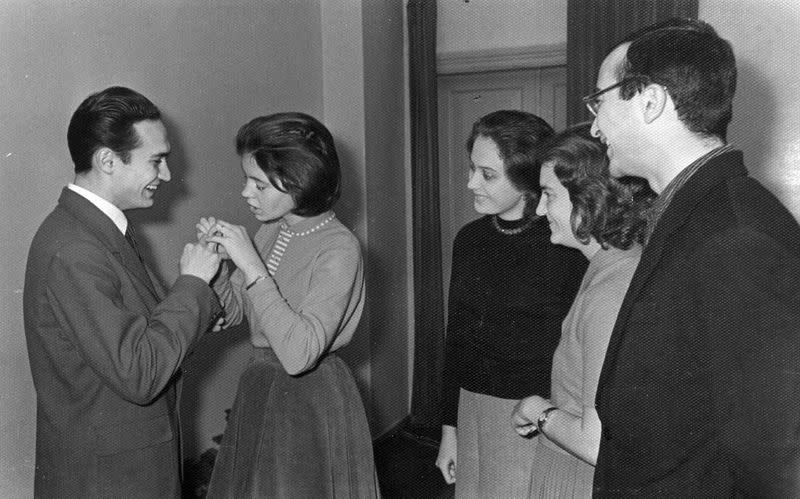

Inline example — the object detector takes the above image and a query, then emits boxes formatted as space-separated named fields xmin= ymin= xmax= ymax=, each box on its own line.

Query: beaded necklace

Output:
xmin=266 ymin=213 xmax=336 ymax=276
xmin=281 ymin=212 xmax=336 ymax=237
xmin=491 ymin=215 xmax=533 ymax=236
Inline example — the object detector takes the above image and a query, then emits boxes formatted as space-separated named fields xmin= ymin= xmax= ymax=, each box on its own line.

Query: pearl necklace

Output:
xmin=491 ymin=215 xmax=533 ymax=235
xmin=281 ymin=213 xmax=336 ymax=237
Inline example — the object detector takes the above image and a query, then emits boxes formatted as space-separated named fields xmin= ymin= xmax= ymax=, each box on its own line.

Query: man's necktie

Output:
xmin=124 ymin=225 xmax=144 ymax=263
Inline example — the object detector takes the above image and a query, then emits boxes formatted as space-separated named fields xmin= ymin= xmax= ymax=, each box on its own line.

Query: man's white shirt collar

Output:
xmin=67 ymin=183 xmax=128 ymax=235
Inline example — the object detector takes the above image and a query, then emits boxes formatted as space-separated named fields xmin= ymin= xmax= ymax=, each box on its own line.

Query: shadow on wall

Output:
xmin=332 ymin=130 xmax=409 ymax=436
xmin=127 ymin=113 xmax=191 ymax=278
xmin=730 ymin=59 xmax=777 ymax=191
xmin=180 ymin=321 xmax=250 ymax=498
xmin=332 ymin=139 xmax=364 ymax=235
xmin=321 ymin=138 xmax=376 ymax=425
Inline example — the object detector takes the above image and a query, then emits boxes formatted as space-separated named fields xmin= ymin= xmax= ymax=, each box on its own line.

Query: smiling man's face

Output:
xmin=110 ymin=119 xmax=171 ymax=210
xmin=590 ymin=43 xmax=644 ymax=179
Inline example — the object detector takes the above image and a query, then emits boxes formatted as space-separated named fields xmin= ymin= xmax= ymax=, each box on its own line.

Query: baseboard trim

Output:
xmin=373 ymin=415 xmax=412 ymax=445
xmin=373 ymin=415 xmax=443 ymax=451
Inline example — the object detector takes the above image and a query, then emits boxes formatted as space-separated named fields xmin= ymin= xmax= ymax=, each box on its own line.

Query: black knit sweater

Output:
xmin=441 ymin=215 xmax=588 ymax=427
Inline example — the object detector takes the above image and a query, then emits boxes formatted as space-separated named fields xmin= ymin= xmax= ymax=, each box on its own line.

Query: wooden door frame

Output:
xmin=437 ymin=43 xmax=566 ymax=74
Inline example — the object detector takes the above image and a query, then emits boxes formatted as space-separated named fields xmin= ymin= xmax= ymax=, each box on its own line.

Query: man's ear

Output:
xmin=641 ymin=83 xmax=668 ymax=124
xmin=95 ymin=147 xmax=116 ymax=174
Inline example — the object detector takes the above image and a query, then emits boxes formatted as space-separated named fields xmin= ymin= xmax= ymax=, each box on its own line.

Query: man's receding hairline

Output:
xmin=606 ymin=42 xmax=630 ymax=82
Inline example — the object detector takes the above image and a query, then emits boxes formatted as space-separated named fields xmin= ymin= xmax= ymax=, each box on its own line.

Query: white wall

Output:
xmin=701 ymin=0 xmax=800 ymax=220
xmin=437 ymin=0 xmax=566 ymax=54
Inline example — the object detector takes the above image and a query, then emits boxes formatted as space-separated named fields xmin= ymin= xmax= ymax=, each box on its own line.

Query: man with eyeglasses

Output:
xmin=583 ymin=18 xmax=800 ymax=497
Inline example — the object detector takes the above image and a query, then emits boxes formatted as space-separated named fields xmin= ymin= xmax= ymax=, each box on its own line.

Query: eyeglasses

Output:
xmin=582 ymin=78 xmax=635 ymax=117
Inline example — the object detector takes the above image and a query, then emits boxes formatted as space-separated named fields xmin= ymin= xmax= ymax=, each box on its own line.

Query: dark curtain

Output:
xmin=407 ymin=0 xmax=445 ymax=430
xmin=566 ymin=0 xmax=699 ymax=125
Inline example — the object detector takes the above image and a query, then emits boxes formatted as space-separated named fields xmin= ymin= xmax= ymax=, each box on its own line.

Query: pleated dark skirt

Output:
xmin=207 ymin=348 xmax=380 ymax=498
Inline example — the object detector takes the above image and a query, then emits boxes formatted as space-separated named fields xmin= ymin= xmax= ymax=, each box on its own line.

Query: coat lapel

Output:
xmin=58 ymin=188 xmax=159 ymax=300
xmin=597 ymin=151 xmax=748 ymax=403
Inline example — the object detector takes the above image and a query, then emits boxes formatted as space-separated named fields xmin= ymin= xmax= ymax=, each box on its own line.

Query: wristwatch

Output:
xmin=537 ymin=406 xmax=558 ymax=435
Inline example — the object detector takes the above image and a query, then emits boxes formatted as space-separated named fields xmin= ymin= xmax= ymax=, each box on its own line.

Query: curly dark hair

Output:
xmin=541 ymin=123 xmax=655 ymax=249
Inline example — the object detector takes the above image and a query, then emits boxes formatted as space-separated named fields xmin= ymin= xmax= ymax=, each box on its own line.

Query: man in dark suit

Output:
xmin=23 ymin=86 xmax=222 ymax=498
xmin=582 ymin=19 xmax=800 ymax=496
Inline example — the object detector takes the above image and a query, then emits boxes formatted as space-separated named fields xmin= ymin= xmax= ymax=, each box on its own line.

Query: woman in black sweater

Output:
xmin=436 ymin=111 xmax=587 ymax=498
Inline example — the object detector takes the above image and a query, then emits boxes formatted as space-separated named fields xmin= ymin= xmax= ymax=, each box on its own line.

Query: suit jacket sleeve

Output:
xmin=213 ymin=260 xmax=246 ymax=328
xmin=46 ymin=239 xmax=221 ymax=405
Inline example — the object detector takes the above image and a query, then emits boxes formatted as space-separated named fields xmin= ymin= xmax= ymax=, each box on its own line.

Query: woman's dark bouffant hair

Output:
xmin=542 ymin=123 xmax=655 ymax=249
xmin=236 ymin=112 xmax=341 ymax=217
xmin=467 ymin=110 xmax=555 ymax=219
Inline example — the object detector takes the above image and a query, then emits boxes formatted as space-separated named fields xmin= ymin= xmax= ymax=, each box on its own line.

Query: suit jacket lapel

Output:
xmin=58 ymin=188 xmax=159 ymax=299
xmin=597 ymin=151 xmax=748 ymax=404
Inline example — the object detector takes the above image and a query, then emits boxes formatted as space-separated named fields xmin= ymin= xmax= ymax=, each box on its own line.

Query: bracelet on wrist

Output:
xmin=537 ymin=406 xmax=558 ymax=435
xmin=245 ymin=275 xmax=267 ymax=290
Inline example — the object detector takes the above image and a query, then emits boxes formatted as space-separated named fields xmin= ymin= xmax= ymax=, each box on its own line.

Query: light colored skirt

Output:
xmin=207 ymin=348 xmax=380 ymax=498
xmin=528 ymin=438 xmax=594 ymax=498
xmin=455 ymin=389 xmax=537 ymax=499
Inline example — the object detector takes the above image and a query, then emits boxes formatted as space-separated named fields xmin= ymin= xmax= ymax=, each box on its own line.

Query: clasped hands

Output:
xmin=196 ymin=217 xmax=269 ymax=288
xmin=511 ymin=394 xmax=551 ymax=438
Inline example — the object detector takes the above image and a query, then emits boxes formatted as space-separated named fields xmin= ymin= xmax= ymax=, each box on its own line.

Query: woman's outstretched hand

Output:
xmin=196 ymin=216 xmax=229 ymax=259
xmin=206 ymin=220 xmax=268 ymax=284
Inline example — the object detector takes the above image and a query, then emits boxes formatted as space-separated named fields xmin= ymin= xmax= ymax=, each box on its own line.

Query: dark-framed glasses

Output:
xmin=582 ymin=78 xmax=635 ymax=117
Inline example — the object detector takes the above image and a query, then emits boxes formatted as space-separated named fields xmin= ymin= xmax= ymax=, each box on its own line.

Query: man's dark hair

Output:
xmin=466 ymin=110 xmax=555 ymax=219
xmin=236 ymin=112 xmax=341 ymax=217
xmin=615 ymin=18 xmax=736 ymax=141
xmin=67 ymin=86 xmax=161 ymax=174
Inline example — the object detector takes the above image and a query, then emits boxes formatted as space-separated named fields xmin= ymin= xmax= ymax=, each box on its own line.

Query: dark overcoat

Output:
xmin=594 ymin=151 xmax=800 ymax=497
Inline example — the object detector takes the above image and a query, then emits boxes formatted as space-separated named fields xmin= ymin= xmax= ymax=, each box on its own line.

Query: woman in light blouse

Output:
xmin=200 ymin=113 xmax=379 ymax=498
xmin=511 ymin=123 xmax=654 ymax=497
